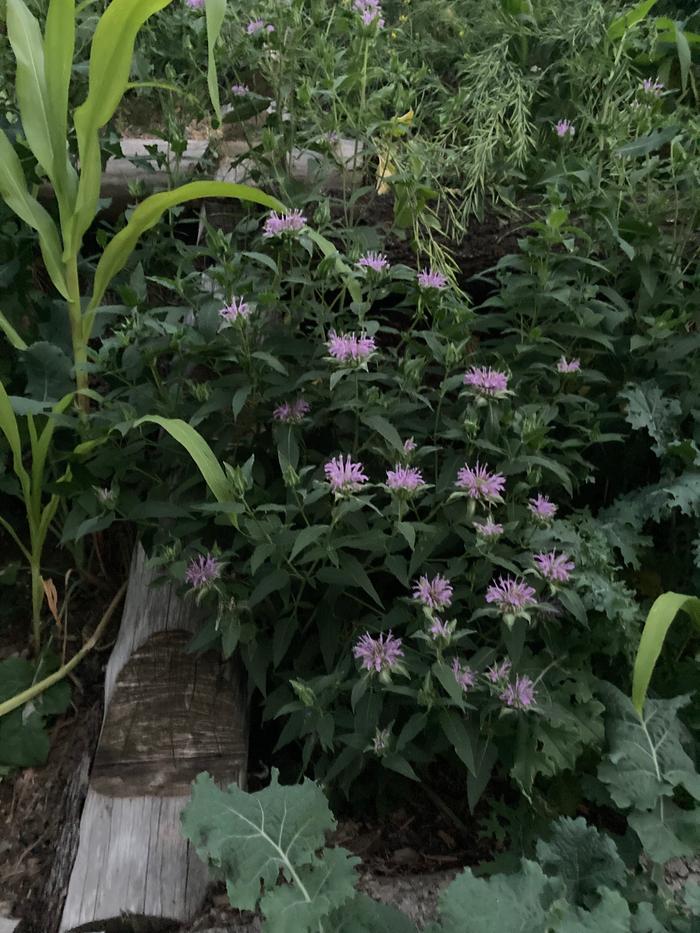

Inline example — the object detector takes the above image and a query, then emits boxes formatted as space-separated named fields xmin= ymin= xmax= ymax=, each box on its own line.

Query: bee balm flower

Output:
xmin=417 ymin=268 xmax=448 ymax=290
xmin=456 ymin=462 xmax=506 ymax=503
xmin=324 ymin=455 xmax=368 ymax=494
xmin=412 ymin=573 xmax=453 ymax=610
xmin=463 ymin=366 xmax=509 ymax=398
xmin=353 ymin=631 xmax=404 ymax=673
xmin=262 ymin=209 xmax=306 ymax=238
xmin=500 ymin=674 xmax=536 ymax=710
xmin=485 ymin=576 xmax=536 ymax=615
xmin=386 ymin=465 xmax=424 ymax=495
xmin=185 ymin=554 xmax=221 ymax=588
xmin=533 ymin=551 xmax=575 ymax=584
xmin=528 ymin=494 xmax=557 ymax=521
xmin=555 ymin=119 xmax=575 ymax=138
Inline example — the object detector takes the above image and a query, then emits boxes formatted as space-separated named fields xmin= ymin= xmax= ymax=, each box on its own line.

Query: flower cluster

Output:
xmin=463 ymin=366 xmax=509 ymax=398
xmin=555 ymin=119 xmax=575 ymax=138
xmin=534 ymin=550 xmax=575 ymax=584
xmin=353 ymin=0 xmax=384 ymax=27
xmin=456 ymin=462 xmax=506 ymax=503
xmin=485 ymin=575 xmax=537 ymax=615
xmin=185 ymin=0 xmax=205 ymax=7
xmin=231 ymin=84 xmax=249 ymax=96
xmin=413 ymin=573 xmax=453 ymax=610
xmin=557 ymin=356 xmax=581 ymax=373
xmin=185 ymin=554 xmax=221 ymax=588
xmin=451 ymin=658 xmax=476 ymax=691
xmin=326 ymin=330 xmax=376 ymax=363
xmin=353 ymin=631 xmax=404 ymax=673
xmin=357 ymin=251 xmax=390 ymax=273
xmin=528 ymin=494 xmax=557 ymax=521
xmin=246 ymin=18 xmax=275 ymax=35
xmin=486 ymin=658 xmax=512 ymax=684
xmin=500 ymin=674 xmax=536 ymax=710
xmin=219 ymin=297 xmax=251 ymax=325
xmin=417 ymin=268 xmax=448 ymax=290
xmin=474 ymin=516 xmax=504 ymax=540
xmin=262 ymin=209 xmax=307 ymax=238
xmin=641 ymin=78 xmax=664 ymax=96
xmin=324 ymin=455 xmax=369 ymax=494
xmin=273 ymin=398 xmax=310 ymax=424
xmin=386 ymin=464 xmax=424 ymax=495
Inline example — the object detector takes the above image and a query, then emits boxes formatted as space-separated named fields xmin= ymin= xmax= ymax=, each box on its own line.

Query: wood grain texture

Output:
xmin=60 ymin=546 xmax=248 ymax=932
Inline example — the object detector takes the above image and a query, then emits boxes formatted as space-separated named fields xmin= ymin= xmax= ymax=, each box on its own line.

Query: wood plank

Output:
xmin=60 ymin=546 xmax=247 ymax=932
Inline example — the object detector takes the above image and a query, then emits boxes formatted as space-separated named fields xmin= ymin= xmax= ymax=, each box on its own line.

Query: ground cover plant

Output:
xmin=0 ymin=0 xmax=699 ymax=928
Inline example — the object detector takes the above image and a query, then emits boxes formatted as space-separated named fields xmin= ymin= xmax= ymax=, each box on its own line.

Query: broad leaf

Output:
xmin=331 ymin=894 xmax=418 ymax=932
xmin=555 ymin=888 xmax=632 ymax=932
xmin=181 ymin=770 xmax=337 ymax=913
xmin=439 ymin=860 xmax=556 ymax=933
xmin=619 ymin=382 xmax=681 ymax=456
xmin=44 ymin=0 xmax=78 ymax=214
xmin=536 ymin=817 xmax=626 ymax=905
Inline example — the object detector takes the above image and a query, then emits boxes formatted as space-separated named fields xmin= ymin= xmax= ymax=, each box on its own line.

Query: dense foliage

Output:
xmin=0 ymin=0 xmax=699 ymax=921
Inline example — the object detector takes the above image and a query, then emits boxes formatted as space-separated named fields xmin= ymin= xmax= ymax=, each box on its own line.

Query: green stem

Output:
xmin=65 ymin=257 xmax=88 ymax=410
xmin=0 ymin=581 xmax=127 ymax=720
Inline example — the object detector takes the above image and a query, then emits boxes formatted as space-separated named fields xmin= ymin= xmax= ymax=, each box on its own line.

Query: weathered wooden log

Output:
xmin=60 ymin=546 xmax=247 ymax=932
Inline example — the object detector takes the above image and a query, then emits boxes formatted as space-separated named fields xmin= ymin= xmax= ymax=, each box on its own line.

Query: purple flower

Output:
xmin=324 ymin=454 xmax=369 ymax=494
xmin=413 ymin=573 xmax=453 ymax=610
xmin=247 ymin=18 xmax=275 ymax=35
xmin=528 ymin=494 xmax=557 ymax=521
xmin=403 ymin=437 xmax=417 ymax=454
xmin=219 ymin=296 xmax=251 ymax=324
xmin=474 ymin=516 xmax=504 ymax=539
xmin=555 ymin=119 xmax=575 ymax=138
xmin=641 ymin=78 xmax=664 ymax=96
xmin=451 ymin=657 xmax=476 ymax=691
xmin=386 ymin=465 xmax=424 ymax=495
xmin=185 ymin=554 xmax=221 ymax=588
xmin=534 ymin=551 xmax=575 ymax=584
xmin=262 ymin=209 xmax=306 ymax=238
xmin=417 ymin=268 xmax=448 ymax=290
xmin=557 ymin=356 xmax=581 ymax=373
xmin=185 ymin=0 xmax=205 ymax=7
xmin=354 ymin=0 xmax=384 ymax=27
xmin=353 ymin=631 xmax=404 ymax=673
xmin=326 ymin=330 xmax=376 ymax=364
xmin=273 ymin=398 xmax=310 ymax=424
xmin=485 ymin=576 xmax=537 ymax=614
xmin=500 ymin=674 xmax=536 ymax=710
xmin=231 ymin=83 xmax=249 ymax=96
xmin=456 ymin=462 xmax=506 ymax=502
xmin=358 ymin=251 xmax=390 ymax=273
xmin=429 ymin=617 xmax=450 ymax=639
xmin=463 ymin=366 xmax=509 ymax=397
xmin=485 ymin=658 xmax=512 ymax=684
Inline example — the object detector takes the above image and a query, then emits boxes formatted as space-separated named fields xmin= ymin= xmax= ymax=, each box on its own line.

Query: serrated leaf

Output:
xmin=619 ymin=382 xmax=681 ymax=456
xmin=261 ymin=846 xmax=359 ymax=933
xmin=330 ymin=893 xmax=418 ymax=932
xmin=439 ymin=860 xmax=555 ymax=933
xmin=554 ymin=887 xmax=632 ymax=932
xmin=536 ymin=817 xmax=627 ymax=905
xmin=628 ymin=801 xmax=700 ymax=863
xmin=182 ymin=770 xmax=336 ymax=913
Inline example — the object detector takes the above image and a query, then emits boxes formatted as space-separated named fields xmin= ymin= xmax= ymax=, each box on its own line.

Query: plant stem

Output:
xmin=65 ymin=256 xmax=88 ymax=412
xmin=0 ymin=581 xmax=127 ymax=720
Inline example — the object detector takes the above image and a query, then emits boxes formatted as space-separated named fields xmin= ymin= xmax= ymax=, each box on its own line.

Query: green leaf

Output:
xmin=675 ymin=25 xmax=691 ymax=92
xmin=204 ymin=0 xmax=226 ymax=122
xmin=23 ymin=341 xmax=73 ymax=401
xmin=133 ymin=416 xmax=233 ymax=515
xmin=261 ymin=847 xmax=359 ymax=933
xmin=290 ymin=525 xmax=329 ymax=562
xmin=6 ymin=0 xmax=54 ymax=175
xmin=555 ymin=888 xmax=632 ymax=932
xmin=615 ymin=125 xmax=680 ymax=159
xmin=535 ymin=817 xmax=626 ymax=905
xmin=330 ymin=894 xmax=418 ymax=932
xmin=439 ymin=710 xmax=475 ymax=773
xmin=0 ymin=309 xmax=28 ymax=350
xmin=620 ymin=382 xmax=681 ymax=456
xmin=363 ymin=414 xmax=404 ymax=452
xmin=0 ymin=129 xmax=69 ymax=298
xmin=598 ymin=686 xmax=700 ymax=811
xmin=88 ymin=181 xmax=286 ymax=329
xmin=607 ymin=0 xmax=658 ymax=40
xmin=181 ymin=770 xmax=337 ymax=913
xmin=248 ymin=569 xmax=290 ymax=607
xmin=0 ymin=378 xmax=30 ymax=497
xmin=69 ymin=0 xmax=176 ymax=255
xmin=632 ymin=592 xmax=700 ymax=714
xmin=44 ymin=0 xmax=78 ymax=214
xmin=439 ymin=860 xmax=554 ymax=933
xmin=628 ymin=800 xmax=700 ymax=863
xmin=0 ymin=656 xmax=71 ymax=767
xmin=685 ymin=882 xmax=700 ymax=916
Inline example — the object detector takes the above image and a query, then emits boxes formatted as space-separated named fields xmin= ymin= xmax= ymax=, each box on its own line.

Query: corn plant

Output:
xmin=0 ymin=0 xmax=284 ymax=405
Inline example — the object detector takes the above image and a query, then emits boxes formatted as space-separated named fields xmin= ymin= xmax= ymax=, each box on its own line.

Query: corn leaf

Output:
xmin=69 ymin=0 xmax=175 ymax=255
xmin=133 ymin=415 xmax=233 ymax=512
xmin=0 ymin=380 xmax=31 ymax=499
xmin=632 ymin=592 xmax=700 ymax=713
xmin=0 ymin=311 xmax=28 ymax=350
xmin=6 ymin=0 xmax=54 ymax=176
xmin=205 ymin=0 xmax=226 ymax=122
xmin=88 ymin=180 xmax=285 ymax=325
xmin=0 ymin=129 xmax=69 ymax=298
xmin=44 ymin=0 xmax=78 ymax=213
